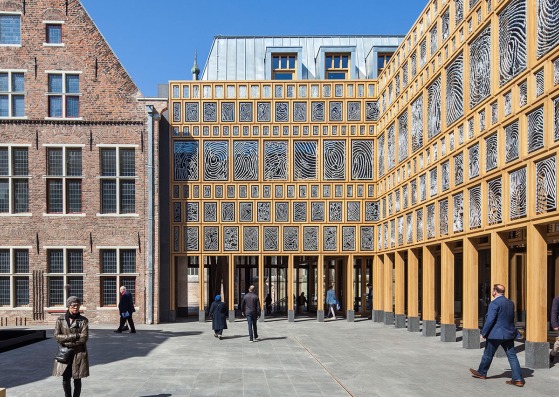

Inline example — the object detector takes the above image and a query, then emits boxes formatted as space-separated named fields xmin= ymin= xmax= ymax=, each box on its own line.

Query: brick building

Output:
xmin=0 ymin=0 xmax=166 ymax=325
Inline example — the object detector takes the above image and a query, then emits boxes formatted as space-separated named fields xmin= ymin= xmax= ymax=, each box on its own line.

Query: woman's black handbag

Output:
xmin=55 ymin=346 xmax=74 ymax=364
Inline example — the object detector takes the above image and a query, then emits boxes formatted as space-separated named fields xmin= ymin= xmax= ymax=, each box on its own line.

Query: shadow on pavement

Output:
xmin=487 ymin=368 xmax=535 ymax=379
xmin=139 ymin=394 xmax=172 ymax=397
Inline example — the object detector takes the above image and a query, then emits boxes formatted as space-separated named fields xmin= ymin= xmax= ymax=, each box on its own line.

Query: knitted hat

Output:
xmin=215 ymin=295 xmax=221 ymax=301
xmin=66 ymin=296 xmax=81 ymax=307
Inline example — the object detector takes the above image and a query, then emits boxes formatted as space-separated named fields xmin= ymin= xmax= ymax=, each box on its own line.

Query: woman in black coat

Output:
xmin=209 ymin=295 xmax=228 ymax=340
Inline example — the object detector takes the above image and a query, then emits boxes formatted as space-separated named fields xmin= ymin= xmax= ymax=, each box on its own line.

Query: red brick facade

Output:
xmin=0 ymin=0 xmax=164 ymax=325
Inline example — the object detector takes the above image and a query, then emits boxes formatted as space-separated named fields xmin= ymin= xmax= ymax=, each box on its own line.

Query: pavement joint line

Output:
xmin=293 ymin=336 xmax=354 ymax=397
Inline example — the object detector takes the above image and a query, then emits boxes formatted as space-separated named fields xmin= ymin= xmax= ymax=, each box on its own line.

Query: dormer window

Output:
xmin=272 ymin=54 xmax=296 ymax=80
xmin=325 ymin=53 xmax=349 ymax=79
xmin=378 ymin=53 xmax=393 ymax=75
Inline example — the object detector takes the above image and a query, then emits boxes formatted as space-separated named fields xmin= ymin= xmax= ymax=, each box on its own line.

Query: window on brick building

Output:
xmin=0 ymin=71 xmax=25 ymax=118
xmin=0 ymin=248 xmax=30 ymax=307
xmin=100 ymin=147 xmax=136 ymax=214
xmin=47 ymin=72 xmax=80 ymax=118
xmin=0 ymin=146 xmax=29 ymax=214
xmin=99 ymin=249 xmax=136 ymax=306
xmin=46 ymin=147 xmax=83 ymax=214
xmin=45 ymin=23 xmax=62 ymax=44
xmin=46 ymin=248 xmax=83 ymax=307
xmin=0 ymin=14 xmax=21 ymax=45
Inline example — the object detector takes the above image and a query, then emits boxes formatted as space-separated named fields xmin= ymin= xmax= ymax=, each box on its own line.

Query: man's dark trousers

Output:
xmin=118 ymin=313 xmax=136 ymax=332
xmin=478 ymin=339 xmax=522 ymax=380
xmin=247 ymin=314 xmax=258 ymax=340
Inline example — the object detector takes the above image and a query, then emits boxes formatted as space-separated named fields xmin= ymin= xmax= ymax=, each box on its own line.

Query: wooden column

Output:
xmin=441 ymin=242 xmax=455 ymax=325
xmin=422 ymin=246 xmax=436 ymax=336
xmin=491 ymin=231 xmax=509 ymax=292
xmin=463 ymin=237 xmax=479 ymax=348
xmin=170 ymin=256 xmax=176 ymax=313
xmin=373 ymin=255 xmax=384 ymax=321
xmin=228 ymin=255 xmax=235 ymax=321
xmin=198 ymin=254 xmax=205 ymax=322
xmin=394 ymin=251 xmax=406 ymax=328
xmin=287 ymin=255 xmax=294 ymax=321
xmin=317 ymin=254 xmax=324 ymax=311
xmin=258 ymin=254 xmax=264 ymax=319
xmin=383 ymin=253 xmax=394 ymax=315
xmin=346 ymin=255 xmax=355 ymax=321
xmin=407 ymin=249 xmax=419 ymax=319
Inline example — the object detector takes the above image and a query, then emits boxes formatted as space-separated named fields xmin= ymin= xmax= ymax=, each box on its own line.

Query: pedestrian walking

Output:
xmin=209 ymin=295 xmax=228 ymax=340
xmin=296 ymin=292 xmax=307 ymax=314
xmin=326 ymin=285 xmax=337 ymax=319
xmin=115 ymin=286 xmax=136 ymax=333
xmin=550 ymin=294 xmax=559 ymax=364
xmin=52 ymin=296 xmax=89 ymax=397
xmin=265 ymin=293 xmax=272 ymax=316
xmin=241 ymin=285 xmax=261 ymax=342
xmin=469 ymin=284 xmax=525 ymax=387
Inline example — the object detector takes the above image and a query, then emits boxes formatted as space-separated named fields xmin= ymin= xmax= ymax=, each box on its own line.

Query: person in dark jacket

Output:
xmin=469 ymin=284 xmax=524 ymax=387
xmin=241 ymin=285 xmax=261 ymax=342
xmin=209 ymin=295 xmax=228 ymax=339
xmin=115 ymin=286 xmax=136 ymax=333
xmin=53 ymin=296 xmax=89 ymax=397
xmin=550 ymin=295 xmax=559 ymax=363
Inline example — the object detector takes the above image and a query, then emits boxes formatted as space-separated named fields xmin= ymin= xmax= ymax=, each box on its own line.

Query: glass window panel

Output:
xmin=66 ymin=96 xmax=79 ymax=117
xmin=11 ymin=73 xmax=23 ymax=92
xmin=102 ymin=277 xmax=117 ymax=306
xmin=273 ymin=72 xmax=293 ymax=80
xmin=119 ymin=149 xmax=135 ymax=176
xmin=0 ymin=148 xmax=8 ymax=175
xmin=47 ymin=179 xmax=63 ymax=213
xmin=14 ymin=249 xmax=28 ymax=273
xmin=67 ymin=250 xmax=83 ymax=273
xmin=102 ymin=250 xmax=117 ymax=273
xmin=67 ymin=277 xmax=82 ymax=302
xmin=13 ymin=179 xmax=28 ymax=213
xmin=0 ymin=277 xmax=9 ymax=305
xmin=46 ymin=24 xmax=61 ymax=44
xmin=0 ymin=250 xmax=9 ymax=273
xmin=289 ymin=56 xmax=295 ymax=68
xmin=272 ymin=56 xmax=279 ymax=69
xmin=15 ymin=277 xmax=29 ymax=306
xmin=67 ymin=180 xmax=81 ymax=213
xmin=0 ymin=73 xmax=8 ymax=91
xmin=120 ymin=250 xmax=136 ymax=273
xmin=48 ymin=250 xmax=64 ymax=273
xmin=0 ymin=179 xmax=8 ymax=212
xmin=101 ymin=180 xmax=117 ymax=213
xmin=48 ymin=277 xmax=64 ymax=306
xmin=47 ymin=148 xmax=63 ymax=176
xmin=66 ymin=149 xmax=82 ymax=176
xmin=12 ymin=148 xmax=27 ymax=175
xmin=65 ymin=75 xmax=79 ymax=93
xmin=12 ymin=95 xmax=24 ymax=117
xmin=0 ymin=15 xmax=21 ymax=45
xmin=121 ymin=277 xmax=136 ymax=302
xmin=328 ymin=72 xmax=346 ymax=80
xmin=101 ymin=149 xmax=116 ymax=176
xmin=342 ymin=56 xmax=349 ymax=68
xmin=120 ymin=180 xmax=135 ymax=213
xmin=0 ymin=95 xmax=7 ymax=117
xmin=48 ymin=74 xmax=62 ymax=93
xmin=48 ymin=96 xmax=62 ymax=117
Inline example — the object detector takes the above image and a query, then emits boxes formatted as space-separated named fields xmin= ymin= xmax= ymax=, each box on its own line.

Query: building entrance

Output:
xmin=294 ymin=256 xmax=318 ymax=318
xmin=235 ymin=256 xmax=259 ymax=317
xmin=264 ymin=256 xmax=288 ymax=317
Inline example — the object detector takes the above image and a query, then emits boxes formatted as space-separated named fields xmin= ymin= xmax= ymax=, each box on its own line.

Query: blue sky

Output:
xmin=80 ymin=0 xmax=427 ymax=97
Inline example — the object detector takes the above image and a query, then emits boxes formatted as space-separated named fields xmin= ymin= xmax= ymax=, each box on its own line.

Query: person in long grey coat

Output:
xmin=52 ymin=296 xmax=89 ymax=397
xmin=209 ymin=295 xmax=228 ymax=340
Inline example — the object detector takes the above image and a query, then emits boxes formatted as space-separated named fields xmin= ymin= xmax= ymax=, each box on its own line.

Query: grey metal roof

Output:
xmin=201 ymin=35 xmax=404 ymax=81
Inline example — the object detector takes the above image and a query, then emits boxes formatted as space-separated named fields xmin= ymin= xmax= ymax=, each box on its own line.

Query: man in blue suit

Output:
xmin=469 ymin=284 xmax=524 ymax=387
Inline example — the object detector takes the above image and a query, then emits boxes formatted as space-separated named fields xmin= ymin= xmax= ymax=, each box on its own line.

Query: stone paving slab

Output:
xmin=0 ymin=318 xmax=558 ymax=396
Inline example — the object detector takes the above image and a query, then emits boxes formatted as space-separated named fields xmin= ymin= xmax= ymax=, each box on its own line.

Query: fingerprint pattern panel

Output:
xmin=185 ymin=227 xmax=199 ymax=251
xmin=324 ymin=227 xmax=337 ymax=251
xmin=174 ymin=141 xmax=198 ymax=181
xmin=505 ymin=121 xmax=519 ymax=162
xmin=555 ymin=98 xmax=559 ymax=141
xmin=257 ymin=202 xmax=271 ymax=222
xmin=387 ymin=124 xmax=396 ymax=170
xmin=275 ymin=202 xmax=288 ymax=222
xmin=398 ymin=111 xmax=409 ymax=162
xmin=221 ymin=203 xmax=235 ymax=222
xmin=239 ymin=102 xmax=253 ymax=122
xmin=510 ymin=167 xmax=527 ymax=219
xmin=453 ymin=192 xmax=464 ymax=232
xmin=221 ymin=102 xmax=234 ymax=122
xmin=537 ymin=0 xmax=559 ymax=58
xmin=499 ymin=0 xmax=527 ymax=85
xmin=347 ymin=102 xmax=361 ymax=121
xmin=293 ymin=202 xmax=307 ymax=222
xmin=323 ymin=140 xmax=346 ymax=180
xmin=440 ymin=199 xmax=449 ymax=235
xmin=469 ymin=185 xmax=482 ymax=229
xmin=283 ymin=227 xmax=298 ymax=251
xmin=342 ymin=227 xmax=356 ymax=251
xmin=204 ymin=202 xmax=217 ymax=222
xmin=329 ymin=202 xmax=342 ymax=222
xmin=469 ymin=27 xmax=492 ymax=108
xmin=204 ymin=226 xmax=218 ymax=251
xmin=264 ymin=141 xmax=288 ymax=180
xmin=185 ymin=103 xmax=199 ymax=122
xmin=294 ymin=141 xmax=317 ymax=180
xmin=203 ymin=102 xmax=217 ymax=122
xmin=535 ymin=156 xmax=557 ymax=214
xmin=454 ymin=153 xmax=464 ymax=186
xmin=264 ymin=227 xmax=279 ymax=251
xmin=351 ymin=140 xmax=374 ymax=180
xmin=366 ymin=101 xmax=379 ymax=121
xmin=312 ymin=202 xmax=325 ymax=221
xmin=293 ymin=102 xmax=307 ymax=122
xmin=527 ymin=106 xmax=544 ymax=153
xmin=275 ymin=102 xmax=289 ymax=122
xmin=446 ymin=53 xmax=464 ymax=126
xmin=469 ymin=144 xmax=480 ymax=179
xmin=224 ymin=227 xmax=239 ymax=251
xmin=378 ymin=133 xmax=386 ymax=177
xmin=488 ymin=177 xmax=502 ymax=225
xmin=257 ymin=102 xmax=271 ymax=122
xmin=240 ymin=203 xmax=253 ymax=222
xmin=416 ymin=209 xmax=424 ymax=242
xmin=244 ymin=227 xmax=259 ymax=251
xmin=233 ymin=141 xmax=258 ymax=181
xmin=456 ymin=0 xmax=464 ymax=24
xmin=204 ymin=141 xmax=228 ymax=181
xmin=428 ymin=76 xmax=442 ymax=140
xmin=361 ymin=226 xmax=374 ymax=251
xmin=427 ymin=204 xmax=435 ymax=239
xmin=311 ymin=102 xmax=325 ymax=122
xmin=329 ymin=102 xmax=343 ymax=121
xmin=347 ymin=202 xmax=360 ymax=222
xmin=303 ymin=226 xmax=319 ymax=251
xmin=412 ymin=95 xmax=424 ymax=152
xmin=442 ymin=161 xmax=450 ymax=191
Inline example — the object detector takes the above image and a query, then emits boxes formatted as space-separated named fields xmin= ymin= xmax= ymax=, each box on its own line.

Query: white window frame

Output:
xmin=97 ymin=144 xmax=139 ymax=217
xmin=0 ymin=69 xmax=27 ymax=119
xmin=0 ymin=12 xmax=22 ymax=47
xmin=0 ymin=247 xmax=31 ymax=308
xmin=43 ymin=144 xmax=85 ymax=216
xmin=44 ymin=246 xmax=86 ymax=308
xmin=0 ymin=144 xmax=31 ymax=216
xmin=45 ymin=70 xmax=83 ymax=120
xmin=97 ymin=246 xmax=139 ymax=308
xmin=42 ymin=20 xmax=65 ymax=47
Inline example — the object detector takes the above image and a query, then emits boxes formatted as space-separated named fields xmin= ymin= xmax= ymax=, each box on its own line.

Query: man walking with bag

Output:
xmin=115 ymin=286 xmax=136 ymax=333
xmin=469 ymin=284 xmax=524 ymax=387
xmin=241 ymin=285 xmax=261 ymax=342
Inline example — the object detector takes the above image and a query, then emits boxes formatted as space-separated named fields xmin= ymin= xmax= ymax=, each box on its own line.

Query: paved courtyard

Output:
xmin=1 ymin=317 xmax=557 ymax=396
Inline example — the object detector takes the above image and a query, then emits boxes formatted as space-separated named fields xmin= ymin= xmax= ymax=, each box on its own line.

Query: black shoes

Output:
xmin=114 ymin=329 xmax=122 ymax=333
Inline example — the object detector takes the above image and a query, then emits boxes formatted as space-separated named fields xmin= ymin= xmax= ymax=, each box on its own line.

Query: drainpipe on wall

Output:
xmin=146 ymin=105 xmax=160 ymax=325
